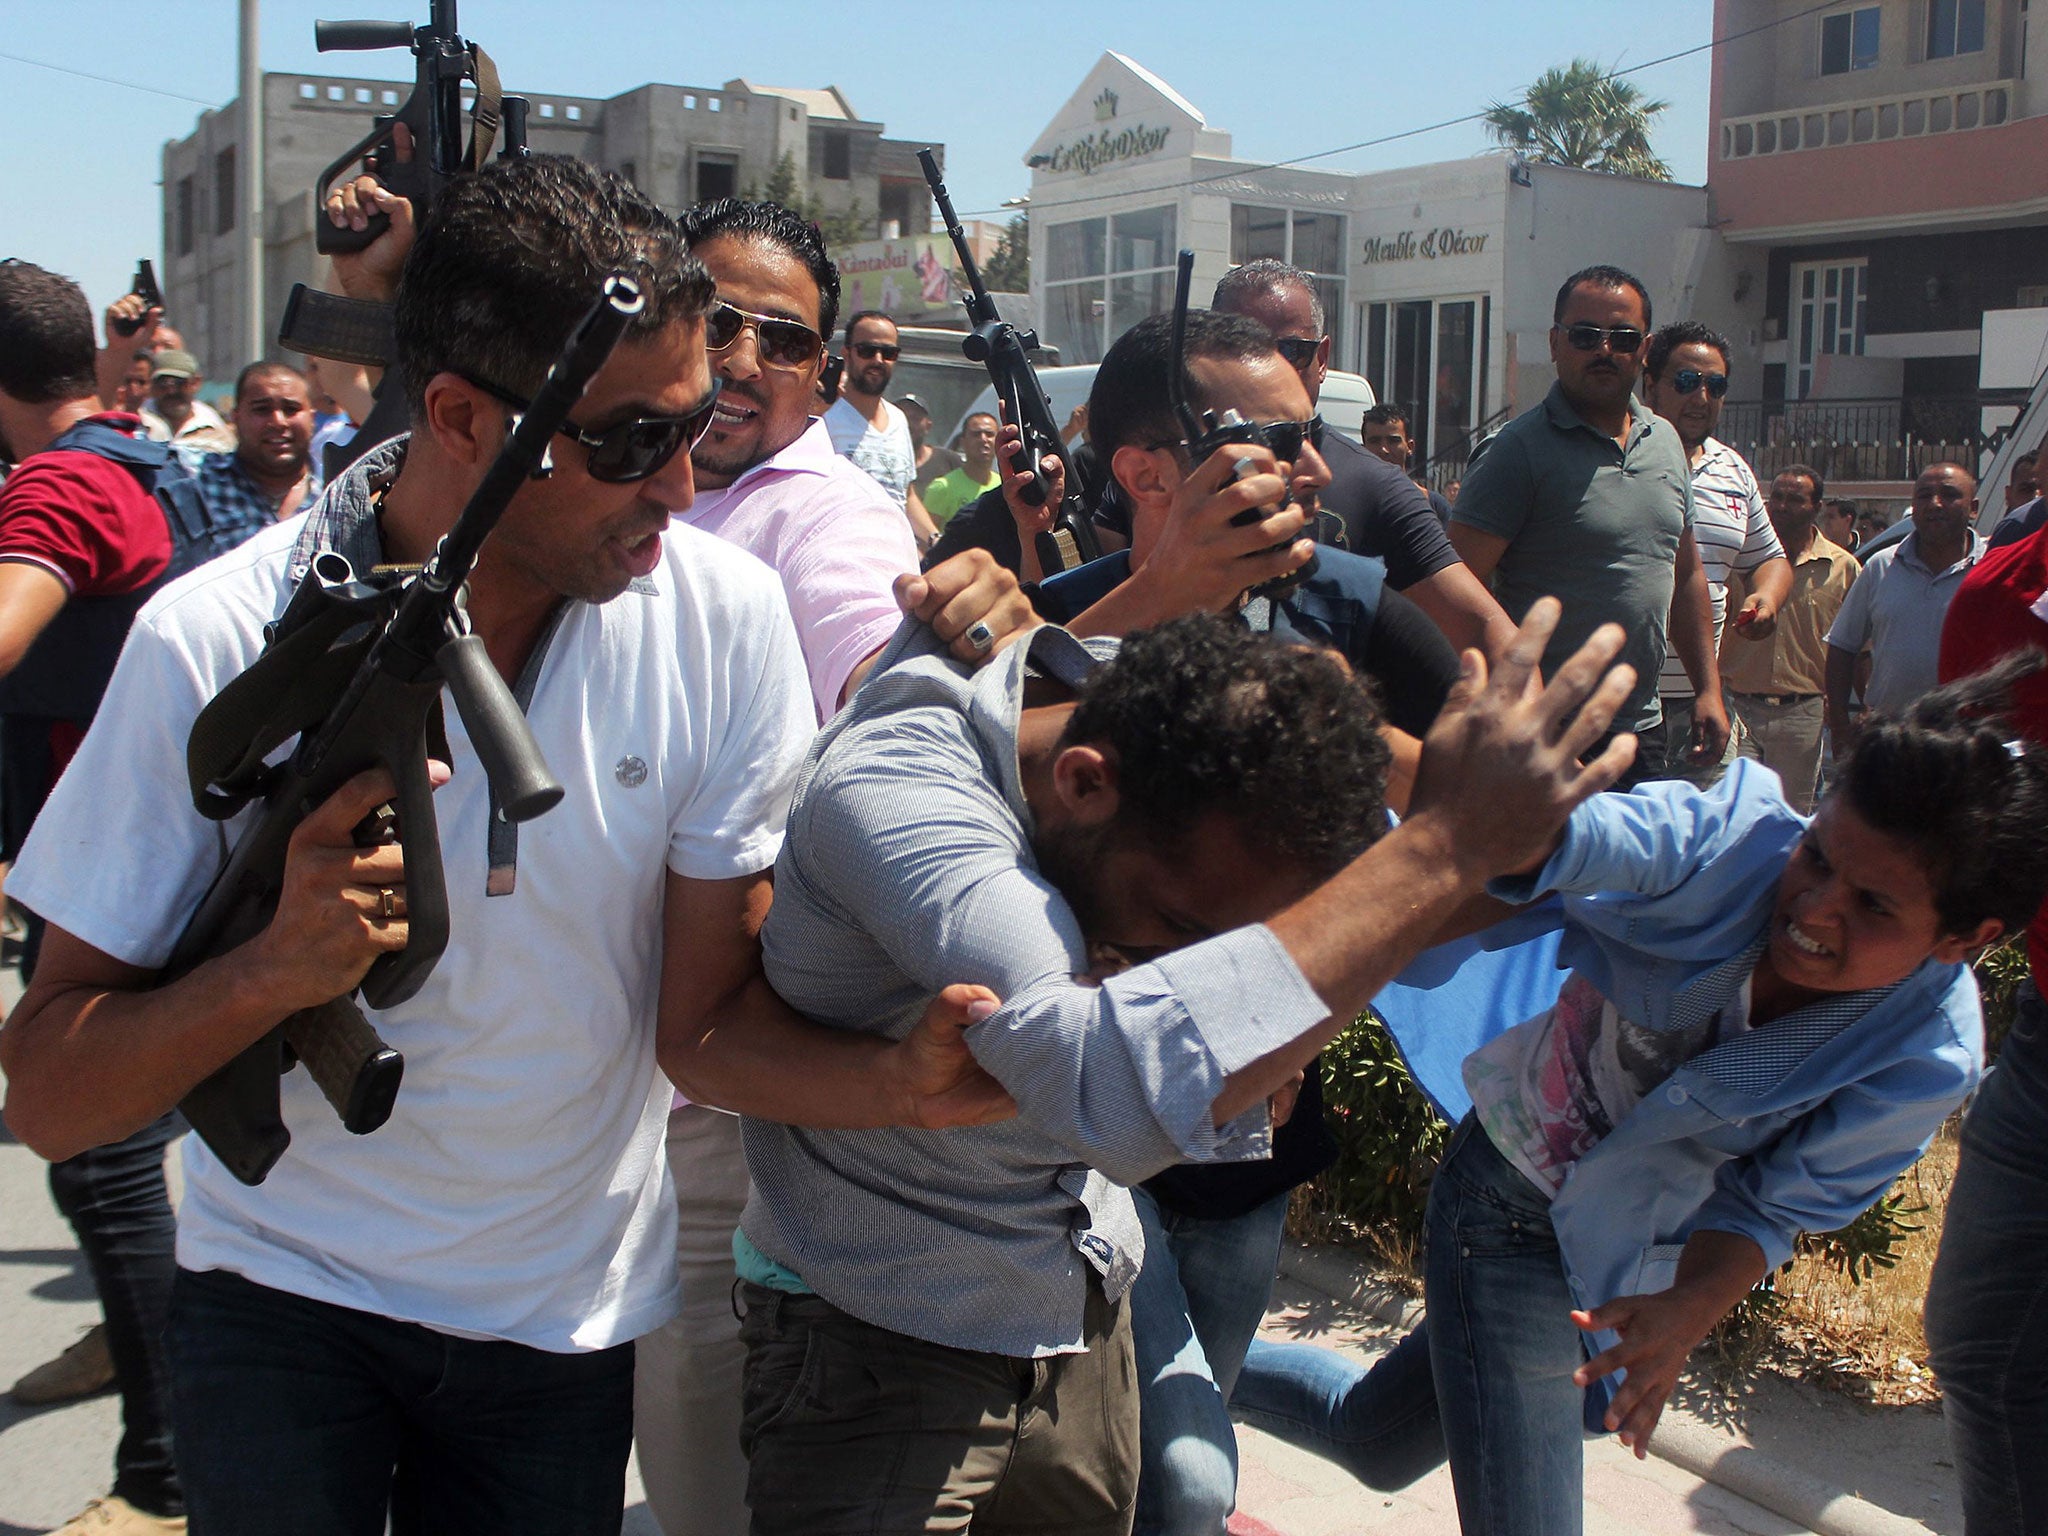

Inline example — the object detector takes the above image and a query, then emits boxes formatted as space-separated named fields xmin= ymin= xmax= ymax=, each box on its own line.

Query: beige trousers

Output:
xmin=632 ymin=1103 xmax=751 ymax=1536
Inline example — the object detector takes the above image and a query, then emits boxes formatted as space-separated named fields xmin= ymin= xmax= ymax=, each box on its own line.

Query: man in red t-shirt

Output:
xmin=1925 ymin=525 xmax=2048 ymax=1534
xmin=0 ymin=257 xmax=183 ymax=1536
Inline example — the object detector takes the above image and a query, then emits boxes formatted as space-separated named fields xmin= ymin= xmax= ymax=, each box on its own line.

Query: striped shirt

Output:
xmin=742 ymin=623 xmax=1330 ymax=1358
xmin=1661 ymin=438 xmax=1784 ymax=699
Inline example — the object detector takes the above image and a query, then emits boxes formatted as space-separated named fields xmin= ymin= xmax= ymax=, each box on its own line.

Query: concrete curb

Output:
xmin=1273 ymin=1245 xmax=1933 ymax=1536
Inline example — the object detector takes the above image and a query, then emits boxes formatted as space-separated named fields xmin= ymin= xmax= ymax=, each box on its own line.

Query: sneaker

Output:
xmin=50 ymin=1498 xmax=186 ymax=1534
xmin=10 ymin=1322 xmax=115 ymax=1404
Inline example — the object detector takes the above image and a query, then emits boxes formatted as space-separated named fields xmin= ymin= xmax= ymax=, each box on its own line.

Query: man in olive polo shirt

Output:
xmin=1720 ymin=463 xmax=1860 ymax=813
xmin=1449 ymin=264 xmax=1714 ymax=786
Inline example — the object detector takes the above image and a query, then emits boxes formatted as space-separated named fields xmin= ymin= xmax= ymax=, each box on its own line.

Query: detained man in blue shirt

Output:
xmin=735 ymin=595 xmax=1642 ymax=1533
xmin=1231 ymin=657 xmax=2048 ymax=1536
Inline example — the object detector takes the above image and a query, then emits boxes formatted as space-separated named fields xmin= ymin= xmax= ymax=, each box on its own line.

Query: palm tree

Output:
xmin=1483 ymin=59 xmax=1673 ymax=181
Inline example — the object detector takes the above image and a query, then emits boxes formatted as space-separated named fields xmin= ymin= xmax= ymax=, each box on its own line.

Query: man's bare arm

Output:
xmin=656 ymin=869 xmax=1013 ymax=1129
xmin=1399 ymin=560 xmax=1516 ymax=658
xmin=0 ymin=769 xmax=416 ymax=1160
xmin=0 ymin=563 xmax=73 ymax=677
xmin=1446 ymin=522 xmax=1509 ymax=587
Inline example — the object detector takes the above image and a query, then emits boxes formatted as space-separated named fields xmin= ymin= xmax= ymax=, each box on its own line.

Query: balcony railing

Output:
xmin=1719 ymin=80 xmax=2014 ymax=160
xmin=1717 ymin=394 xmax=2026 ymax=483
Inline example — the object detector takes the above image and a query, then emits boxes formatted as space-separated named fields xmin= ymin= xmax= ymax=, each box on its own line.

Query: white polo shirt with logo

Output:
xmin=9 ymin=510 xmax=813 ymax=1352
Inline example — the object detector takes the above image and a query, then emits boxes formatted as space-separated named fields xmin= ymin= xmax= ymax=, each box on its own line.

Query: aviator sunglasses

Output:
xmin=1668 ymin=367 xmax=1730 ymax=399
xmin=1274 ymin=336 xmax=1322 ymax=368
xmin=852 ymin=340 xmax=901 ymax=362
xmin=1557 ymin=322 xmax=1645 ymax=354
xmin=1150 ymin=415 xmax=1326 ymax=461
xmin=704 ymin=302 xmax=824 ymax=369
xmin=465 ymin=373 xmax=724 ymax=483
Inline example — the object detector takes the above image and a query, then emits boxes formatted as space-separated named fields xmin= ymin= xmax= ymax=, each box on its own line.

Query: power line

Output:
xmin=949 ymin=0 xmax=1839 ymax=219
xmin=0 ymin=48 xmax=222 ymax=109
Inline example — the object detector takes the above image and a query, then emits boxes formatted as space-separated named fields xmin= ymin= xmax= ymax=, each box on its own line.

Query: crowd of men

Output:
xmin=0 ymin=143 xmax=2043 ymax=1536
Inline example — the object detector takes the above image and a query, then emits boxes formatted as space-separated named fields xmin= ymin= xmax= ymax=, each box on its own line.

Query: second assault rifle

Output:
xmin=168 ymin=275 xmax=644 ymax=1187
xmin=917 ymin=149 xmax=1100 ymax=574
xmin=280 ymin=0 xmax=535 ymax=482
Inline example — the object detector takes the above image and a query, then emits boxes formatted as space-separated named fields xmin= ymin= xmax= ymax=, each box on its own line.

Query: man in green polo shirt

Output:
xmin=1448 ymin=263 xmax=1715 ymax=787
xmin=921 ymin=410 xmax=1002 ymax=528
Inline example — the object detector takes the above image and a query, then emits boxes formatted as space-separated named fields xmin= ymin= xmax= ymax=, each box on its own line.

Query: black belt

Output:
xmin=1732 ymin=690 xmax=1820 ymax=706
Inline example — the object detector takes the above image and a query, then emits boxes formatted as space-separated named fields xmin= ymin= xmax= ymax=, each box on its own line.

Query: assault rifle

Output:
xmin=916 ymin=149 xmax=1099 ymax=574
xmin=169 ymin=275 xmax=644 ymax=1187
xmin=279 ymin=0 xmax=533 ymax=480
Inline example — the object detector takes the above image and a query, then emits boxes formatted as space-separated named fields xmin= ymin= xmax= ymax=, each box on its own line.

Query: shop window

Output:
xmin=1358 ymin=296 xmax=1485 ymax=470
xmin=1820 ymin=6 xmax=1881 ymax=74
xmin=214 ymin=147 xmax=236 ymax=235
xmin=1927 ymin=0 xmax=1986 ymax=58
xmin=1229 ymin=204 xmax=1347 ymax=354
xmin=1043 ymin=207 xmax=1176 ymax=364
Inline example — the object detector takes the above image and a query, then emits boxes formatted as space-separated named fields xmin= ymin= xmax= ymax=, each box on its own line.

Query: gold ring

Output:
xmin=378 ymin=887 xmax=398 ymax=920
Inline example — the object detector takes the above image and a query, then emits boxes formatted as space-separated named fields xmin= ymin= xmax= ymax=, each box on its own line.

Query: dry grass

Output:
xmin=1750 ymin=1118 xmax=1961 ymax=1404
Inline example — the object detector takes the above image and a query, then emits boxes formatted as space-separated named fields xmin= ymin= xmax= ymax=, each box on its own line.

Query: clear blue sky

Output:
xmin=1 ymin=1 xmax=1716 ymax=323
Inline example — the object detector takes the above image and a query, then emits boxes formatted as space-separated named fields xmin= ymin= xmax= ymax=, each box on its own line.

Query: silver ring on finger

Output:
xmin=965 ymin=620 xmax=996 ymax=655
xmin=378 ymin=886 xmax=399 ymax=921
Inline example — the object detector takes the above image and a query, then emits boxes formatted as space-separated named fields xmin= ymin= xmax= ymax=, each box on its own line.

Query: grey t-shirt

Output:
xmin=1453 ymin=384 xmax=1695 ymax=732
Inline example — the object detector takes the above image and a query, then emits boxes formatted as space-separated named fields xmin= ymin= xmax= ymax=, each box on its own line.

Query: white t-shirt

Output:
xmin=823 ymin=396 xmax=916 ymax=509
xmin=1660 ymin=437 xmax=1784 ymax=700
xmin=9 ymin=514 xmax=814 ymax=1352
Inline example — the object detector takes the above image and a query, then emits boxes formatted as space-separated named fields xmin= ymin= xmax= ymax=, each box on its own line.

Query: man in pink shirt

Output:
xmin=636 ymin=197 xmax=1032 ymax=1535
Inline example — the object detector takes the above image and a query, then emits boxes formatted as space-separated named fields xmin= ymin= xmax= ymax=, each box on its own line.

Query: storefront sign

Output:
xmin=837 ymin=237 xmax=959 ymax=318
xmin=1028 ymin=122 xmax=1172 ymax=176
xmin=1360 ymin=227 xmax=1490 ymax=264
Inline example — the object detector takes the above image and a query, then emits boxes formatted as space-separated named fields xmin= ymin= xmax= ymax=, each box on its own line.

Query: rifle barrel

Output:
xmin=917 ymin=149 xmax=990 ymax=310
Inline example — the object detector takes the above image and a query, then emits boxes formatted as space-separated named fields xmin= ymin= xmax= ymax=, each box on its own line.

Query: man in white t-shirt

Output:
xmin=0 ymin=156 xmax=1008 ymax=1536
xmin=1639 ymin=321 xmax=1790 ymax=786
xmin=825 ymin=309 xmax=939 ymax=549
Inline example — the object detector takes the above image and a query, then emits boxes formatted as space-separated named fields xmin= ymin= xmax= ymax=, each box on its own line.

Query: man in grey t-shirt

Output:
xmin=1450 ymin=265 xmax=1712 ymax=785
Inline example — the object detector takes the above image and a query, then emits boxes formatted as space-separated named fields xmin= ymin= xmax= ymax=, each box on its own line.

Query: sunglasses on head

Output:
xmin=1153 ymin=416 xmax=1326 ymax=462
xmin=464 ymin=373 xmax=724 ymax=483
xmin=1669 ymin=367 xmax=1729 ymax=399
xmin=704 ymin=302 xmax=823 ymax=369
xmin=1557 ymin=323 xmax=1645 ymax=354
xmin=1274 ymin=335 xmax=1322 ymax=368
xmin=852 ymin=340 xmax=901 ymax=362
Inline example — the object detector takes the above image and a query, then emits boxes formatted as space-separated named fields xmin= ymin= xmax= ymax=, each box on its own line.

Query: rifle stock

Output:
xmin=915 ymin=149 xmax=1098 ymax=573
xmin=170 ymin=276 xmax=643 ymax=1186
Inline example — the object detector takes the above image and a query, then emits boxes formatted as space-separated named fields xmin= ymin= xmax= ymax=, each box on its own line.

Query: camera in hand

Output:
xmin=1187 ymin=408 xmax=1320 ymax=594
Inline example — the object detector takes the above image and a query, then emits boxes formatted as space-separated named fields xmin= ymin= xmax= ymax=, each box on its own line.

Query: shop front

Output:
xmin=1025 ymin=55 xmax=1731 ymax=478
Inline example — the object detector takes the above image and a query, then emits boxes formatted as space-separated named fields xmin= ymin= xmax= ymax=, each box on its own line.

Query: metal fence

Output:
xmin=1717 ymin=394 xmax=2028 ymax=485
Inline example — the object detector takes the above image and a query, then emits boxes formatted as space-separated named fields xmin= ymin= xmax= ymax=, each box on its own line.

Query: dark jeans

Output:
xmin=47 ymin=1112 xmax=183 ymax=1518
xmin=165 ymin=1266 xmax=635 ymax=1536
xmin=1233 ymin=1115 xmax=1586 ymax=1534
xmin=1927 ymin=979 xmax=2048 ymax=1535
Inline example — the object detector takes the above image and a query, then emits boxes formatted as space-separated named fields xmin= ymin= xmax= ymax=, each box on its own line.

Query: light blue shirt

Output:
xmin=1377 ymin=760 xmax=1980 ymax=1422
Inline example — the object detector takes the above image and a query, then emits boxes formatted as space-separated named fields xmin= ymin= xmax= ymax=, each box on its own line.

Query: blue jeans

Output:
xmin=165 ymin=1267 xmax=635 ymax=1535
xmin=1233 ymin=1115 xmax=1588 ymax=1535
xmin=1129 ymin=1185 xmax=1291 ymax=1536
xmin=47 ymin=1112 xmax=183 ymax=1518
xmin=1926 ymin=979 xmax=2048 ymax=1535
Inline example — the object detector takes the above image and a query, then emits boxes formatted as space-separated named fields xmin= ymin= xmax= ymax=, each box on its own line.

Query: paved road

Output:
xmin=0 ymin=951 xmax=1795 ymax=1534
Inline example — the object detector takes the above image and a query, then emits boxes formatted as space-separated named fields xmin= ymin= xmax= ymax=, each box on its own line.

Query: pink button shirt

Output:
xmin=684 ymin=416 xmax=917 ymax=721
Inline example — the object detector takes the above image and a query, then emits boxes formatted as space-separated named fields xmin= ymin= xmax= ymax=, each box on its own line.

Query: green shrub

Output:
xmin=1293 ymin=1012 xmax=1448 ymax=1244
xmin=1976 ymin=939 xmax=2029 ymax=1060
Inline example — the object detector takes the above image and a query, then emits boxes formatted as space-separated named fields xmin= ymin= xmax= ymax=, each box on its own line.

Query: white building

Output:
xmin=1025 ymin=54 xmax=1747 ymax=475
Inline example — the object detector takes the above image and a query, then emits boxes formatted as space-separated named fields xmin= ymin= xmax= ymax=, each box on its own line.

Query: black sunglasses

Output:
xmin=1557 ymin=322 xmax=1645 ymax=354
xmin=1274 ymin=336 xmax=1322 ymax=368
xmin=705 ymin=303 xmax=823 ymax=369
xmin=852 ymin=341 xmax=901 ymax=362
xmin=1152 ymin=416 xmax=1326 ymax=461
xmin=1669 ymin=367 xmax=1730 ymax=399
xmin=465 ymin=374 xmax=723 ymax=483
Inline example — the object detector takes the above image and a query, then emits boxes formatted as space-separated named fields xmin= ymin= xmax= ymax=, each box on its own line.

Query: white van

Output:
xmin=949 ymin=367 xmax=1376 ymax=448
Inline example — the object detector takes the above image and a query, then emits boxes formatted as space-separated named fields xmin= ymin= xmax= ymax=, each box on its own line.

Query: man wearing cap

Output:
xmin=139 ymin=351 xmax=233 ymax=453
xmin=903 ymin=393 xmax=962 ymax=495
